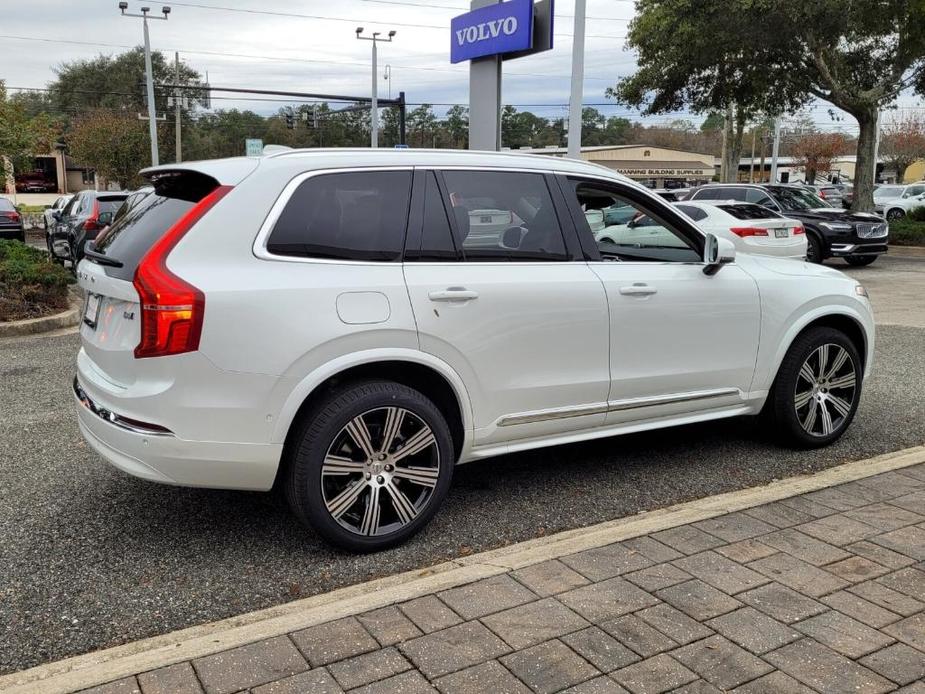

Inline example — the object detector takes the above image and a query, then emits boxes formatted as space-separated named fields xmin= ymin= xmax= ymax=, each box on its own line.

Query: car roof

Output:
xmin=141 ymin=148 xmax=637 ymax=187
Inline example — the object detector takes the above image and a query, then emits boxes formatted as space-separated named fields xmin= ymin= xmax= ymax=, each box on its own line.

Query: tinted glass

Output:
xmin=97 ymin=197 xmax=127 ymax=216
xmin=691 ymin=187 xmax=719 ymax=200
xmin=415 ymin=172 xmax=458 ymax=261
xmin=874 ymin=186 xmax=903 ymax=198
xmin=719 ymin=203 xmax=782 ymax=220
xmin=441 ymin=170 xmax=567 ymax=261
xmin=768 ymin=187 xmax=828 ymax=210
xmin=675 ymin=204 xmax=707 ymax=221
xmin=267 ymin=171 xmax=412 ymax=261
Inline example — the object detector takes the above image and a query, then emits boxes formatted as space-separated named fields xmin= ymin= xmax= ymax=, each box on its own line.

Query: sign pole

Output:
xmin=566 ymin=0 xmax=586 ymax=159
xmin=468 ymin=0 xmax=503 ymax=151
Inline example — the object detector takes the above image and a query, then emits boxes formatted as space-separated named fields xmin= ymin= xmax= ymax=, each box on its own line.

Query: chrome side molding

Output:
xmin=498 ymin=388 xmax=741 ymax=427
xmin=73 ymin=378 xmax=174 ymax=437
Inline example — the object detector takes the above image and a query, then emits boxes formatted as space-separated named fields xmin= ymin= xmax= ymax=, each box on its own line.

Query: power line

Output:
xmin=162 ymin=1 xmax=627 ymax=38
xmin=0 ymin=34 xmax=620 ymax=81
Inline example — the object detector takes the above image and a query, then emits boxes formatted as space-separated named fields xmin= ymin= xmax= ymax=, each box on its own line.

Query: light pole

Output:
xmin=566 ymin=0 xmax=587 ymax=159
xmin=119 ymin=2 xmax=170 ymax=167
xmin=356 ymin=27 xmax=395 ymax=148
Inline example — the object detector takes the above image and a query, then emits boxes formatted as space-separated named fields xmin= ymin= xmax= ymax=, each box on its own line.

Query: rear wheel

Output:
xmin=885 ymin=208 xmax=904 ymax=221
xmin=845 ymin=255 xmax=877 ymax=267
xmin=805 ymin=234 xmax=824 ymax=264
xmin=285 ymin=380 xmax=454 ymax=552
xmin=767 ymin=327 xmax=861 ymax=448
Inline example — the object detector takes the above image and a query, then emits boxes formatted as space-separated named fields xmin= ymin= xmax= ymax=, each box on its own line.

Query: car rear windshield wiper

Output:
xmin=84 ymin=245 xmax=124 ymax=268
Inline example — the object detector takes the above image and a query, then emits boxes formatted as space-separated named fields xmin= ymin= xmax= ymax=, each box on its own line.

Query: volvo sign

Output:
xmin=451 ymin=0 xmax=533 ymax=63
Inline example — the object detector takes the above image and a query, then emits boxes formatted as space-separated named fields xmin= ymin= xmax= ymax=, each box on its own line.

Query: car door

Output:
xmin=560 ymin=175 xmax=761 ymax=425
xmin=402 ymin=168 xmax=610 ymax=448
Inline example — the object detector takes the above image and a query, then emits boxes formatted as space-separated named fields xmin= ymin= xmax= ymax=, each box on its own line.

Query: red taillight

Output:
xmin=84 ymin=201 xmax=100 ymax=232
xmin=1 ymin=211 xmax=20 ymax=221
xmin=793 ymin=226 xmax=805 ymax=235
xmin=729 ymin=227 xmax=769 ymax=237
xmin=819 ymin=190 xmax=827 ymax=198
xmin=133 ymin=185 xmax=232 ymax=359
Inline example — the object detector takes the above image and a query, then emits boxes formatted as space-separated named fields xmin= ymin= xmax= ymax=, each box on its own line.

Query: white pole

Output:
xmin=872 ymin=109 xmax=880 ymax=183
xmin=769 ymin=118 xmax=781 ymax=183
xmin=175 ymin=52 xmax=182 ymax=163
xmin=143 ymin=17 xmax=159 ymax=166
xmin=371 ymin=39 xmax=379 ymax=148
xmin=566 ymin=0 xmax=587 ymax=160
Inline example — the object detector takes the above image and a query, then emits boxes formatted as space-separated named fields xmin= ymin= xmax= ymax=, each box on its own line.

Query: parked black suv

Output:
xmin=688 ymin=184 xmax=888 ymax=266
xmin=49 ymin=190 xmax=127 ymax=268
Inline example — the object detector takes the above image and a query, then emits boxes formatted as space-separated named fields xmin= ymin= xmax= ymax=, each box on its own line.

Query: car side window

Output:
xmin=692 ymin=188 xmax=718 ymax=200
xmin=61 ymin=196 xmax=79 ymax=217
xmin=566 ymin=178 xmax=702 ymax=263
xmin=440 ymin=170 xmax=568 ymax=261
xmin=907 ymin=185 xmax=925 ymax=197
xmin=266 ymin=170 xmax=413 ymax=261
xmin=745 ymin=189 xmax=774 ymax=207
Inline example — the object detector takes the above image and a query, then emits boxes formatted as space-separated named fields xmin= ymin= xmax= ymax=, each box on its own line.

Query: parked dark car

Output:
xmin=0 ymin=198 xmax=26 ymax=242
xmin=687 ymin=183 xmax=888 ymax=266
xmin=49 ymin=190 xmax=127 ymax=267
xmin=15 ymin=172 xmax=56 ymax=193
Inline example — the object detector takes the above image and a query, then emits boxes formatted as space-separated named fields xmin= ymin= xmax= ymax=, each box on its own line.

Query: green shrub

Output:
xmin=889 ymin=219 xmax=925 ymax=246
xmin=0 ymin=240 xmax=75 ymax=321
xmin=908 ymin=205 xmax=925 ymax=222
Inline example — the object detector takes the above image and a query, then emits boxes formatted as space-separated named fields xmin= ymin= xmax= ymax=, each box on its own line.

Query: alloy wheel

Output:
xmin=321 ymin=407 xmax=440 ymax=537
xmin=794 ymin=343 xmax=857 ymax=437
xmin=886 ymin=209 xmax=904 ymax=221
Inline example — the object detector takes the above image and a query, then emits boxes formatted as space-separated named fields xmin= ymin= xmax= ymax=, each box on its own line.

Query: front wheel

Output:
xmin=285 ymin=381 xmax=454 ymax=552
xmin=767 ymin=327 xmax=862 ymax=448
xmin=885 ymin=209 xmax=904 ymax=221
xmin=805 ymin=234 xmax=824 ymax=264
xmin=845 ymin=255 xmax=877 ymax=267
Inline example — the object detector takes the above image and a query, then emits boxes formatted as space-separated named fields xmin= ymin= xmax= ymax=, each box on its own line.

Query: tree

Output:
xmin=700 ymin=112 xmax=725 ymax=132
xmin=879 ymin=112 xmax=925 ymax=182
xmin=408 ymin=105 xmax=437 ymax=148
xmin=790 ymin=131 xmax=850 ymax=184
xmin=444 ymin=105 xmax=469 ymax=148
xmin=0 ymin=82 xmax=60 ymax=193
xmin=611 ymin=0 xmax=925 ymax=210
xmin=67 ymin=110 xmax=149 ymax=189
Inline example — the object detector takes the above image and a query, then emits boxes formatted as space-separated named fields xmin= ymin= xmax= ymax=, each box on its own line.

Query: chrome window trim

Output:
xmin=498 ymin=388 xmax=741 ymax=427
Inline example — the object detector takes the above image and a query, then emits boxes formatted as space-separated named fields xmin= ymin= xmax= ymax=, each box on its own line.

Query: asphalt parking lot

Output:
xmin=1 ymin=254 xmax=923 ymax=675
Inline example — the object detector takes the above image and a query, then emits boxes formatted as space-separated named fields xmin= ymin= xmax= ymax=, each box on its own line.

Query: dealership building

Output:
xmin=518 ymin=144 xmax=716 ymax=188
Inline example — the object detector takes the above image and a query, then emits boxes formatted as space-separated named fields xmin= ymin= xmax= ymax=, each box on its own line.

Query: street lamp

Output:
xmin=356 ymin=27 xmax=396 ymax=148
xmin=119 ymin=2 xmax=171 ymax=167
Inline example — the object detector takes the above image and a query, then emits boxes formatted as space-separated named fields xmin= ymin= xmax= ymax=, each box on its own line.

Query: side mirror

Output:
xmin=51 ymin=211 xmax=61 ymax=221
xmin=703 ymin=233 xmax=736 ymax=275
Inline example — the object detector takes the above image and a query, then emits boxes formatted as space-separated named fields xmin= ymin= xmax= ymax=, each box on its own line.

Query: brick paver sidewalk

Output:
xmin=87 ymin=465 xmax=925 ymax=694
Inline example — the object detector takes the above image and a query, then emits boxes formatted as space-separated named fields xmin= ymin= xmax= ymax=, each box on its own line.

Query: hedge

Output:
xmin=0 ymin=240 xmax=75 ymax=321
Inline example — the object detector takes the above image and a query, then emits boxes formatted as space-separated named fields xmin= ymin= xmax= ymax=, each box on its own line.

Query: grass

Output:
xmin=0 ymin=240 xmax=75 ymax=322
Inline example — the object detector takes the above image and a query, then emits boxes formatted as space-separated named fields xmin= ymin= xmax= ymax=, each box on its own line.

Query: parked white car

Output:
xmin=75 ymin=150 xmax=874 ymax=551
xmin=874 ymin=182 xmax=925 ymax=217
xmin=673 ymin=200 xmax=807 ymax=259
xmin=881 ymin=192 xmax=925 ymax=221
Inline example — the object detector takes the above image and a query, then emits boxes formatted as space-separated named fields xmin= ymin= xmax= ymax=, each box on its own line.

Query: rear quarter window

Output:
xmin=719 ymin=204 xmax=781 ymax=220
xmin=266 ymin=171 xmax=412 ymax=261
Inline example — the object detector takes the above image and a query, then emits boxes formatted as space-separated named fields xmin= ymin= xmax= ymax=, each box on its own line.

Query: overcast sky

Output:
xmin=0 ymin=0 xmax=920 ymax=130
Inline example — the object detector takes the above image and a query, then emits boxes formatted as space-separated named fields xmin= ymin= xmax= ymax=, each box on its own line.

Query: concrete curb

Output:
xmin=2 ymin=444 xmax=924 ymax=694
xmin=0 ymin=294 xmax=81 ymax=338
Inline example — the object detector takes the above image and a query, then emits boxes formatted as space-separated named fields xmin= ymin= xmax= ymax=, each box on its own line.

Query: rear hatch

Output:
xmin=77 ymin=171 xmax=221 ymax=388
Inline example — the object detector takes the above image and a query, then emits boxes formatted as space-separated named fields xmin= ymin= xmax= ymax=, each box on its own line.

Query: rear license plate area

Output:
xmin=774 ymin=229 xmax=789 ymax=238
xmin=83 ymin=292 xmax=101 ymax=329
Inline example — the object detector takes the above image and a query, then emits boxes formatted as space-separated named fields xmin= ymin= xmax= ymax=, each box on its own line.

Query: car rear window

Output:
xmin=718 ymin=203 xmax=781 ymax=220
xmin=92 ymin=171 xmax=218 ymax=281
xmin=97 ymin=196 xmax=127 ymax=215
xmin=0 ymin=199 xmax=15 ymax=211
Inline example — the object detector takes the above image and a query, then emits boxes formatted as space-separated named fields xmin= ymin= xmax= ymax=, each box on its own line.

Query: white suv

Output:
xmin=75 ymin=150 xmax=874 ymax=551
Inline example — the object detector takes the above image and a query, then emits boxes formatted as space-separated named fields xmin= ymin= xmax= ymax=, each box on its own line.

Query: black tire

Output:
xmin=285 ymin=380 xmax=454 ymax=552
xmin=805 ymin=233 xmax=824 ymax=264
xmin=845 ymin=255 xmax=877 ymax=267
xmin=767 ymin=327 xmax=862 ymax=448
xmin=885 ymin=209 xmax=904 ymax=221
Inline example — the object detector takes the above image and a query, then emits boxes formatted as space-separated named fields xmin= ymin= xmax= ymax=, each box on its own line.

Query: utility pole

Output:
xmin=120 ymin=2 xmax=170 ymax=167
xmin=769 ymin=118 xmax=782 ymax=183
xmin=174 ymin=52 xmax=182 ymax=163
xmin=872 ymin=109 xmax=881 ymax=183
xmin=749 ymin=128 xmax=757 ymax=183
xmin=566 ymin=0 xmax=587 ymax=159
xmin=356 ymin=27 xmax=396 ymax=148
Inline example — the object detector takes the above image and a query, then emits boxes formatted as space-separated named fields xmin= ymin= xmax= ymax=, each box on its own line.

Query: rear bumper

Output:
xmin=74 ymin=375 xmax=283 ymax=491
xmin=0 ymin=226 xmax=24 ymax=239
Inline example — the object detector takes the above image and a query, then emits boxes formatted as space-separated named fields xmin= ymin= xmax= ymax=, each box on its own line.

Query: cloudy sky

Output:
xmin=0 ymin=0 xmax=919 ymax=130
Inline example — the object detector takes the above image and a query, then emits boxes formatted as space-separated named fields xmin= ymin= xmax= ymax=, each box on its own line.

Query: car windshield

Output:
xmin=874 ymin=186 xmax=903 ymax=199
xmin=769 ymin=187 xmax=829 ymax=211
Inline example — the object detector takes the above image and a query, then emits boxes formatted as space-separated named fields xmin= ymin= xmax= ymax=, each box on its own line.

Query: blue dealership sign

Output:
xmin=451 ymin=0 xmax=534 ymax=64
